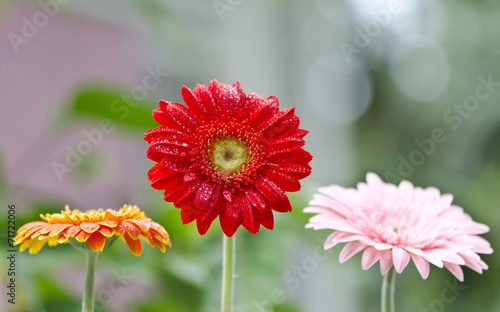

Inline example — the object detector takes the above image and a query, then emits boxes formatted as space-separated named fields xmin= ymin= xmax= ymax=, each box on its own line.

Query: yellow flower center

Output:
xmin=212 ymin=139 xmax=248 ymax=172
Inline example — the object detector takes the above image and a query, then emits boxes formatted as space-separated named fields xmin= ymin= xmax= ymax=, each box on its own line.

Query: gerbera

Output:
xmin=305 ymin=173 xmax=492 ymax=281
xmin=14 ymin=205 xmax=171 ymax=256
xmin=145 ymin=79 xmax=312 ymax=236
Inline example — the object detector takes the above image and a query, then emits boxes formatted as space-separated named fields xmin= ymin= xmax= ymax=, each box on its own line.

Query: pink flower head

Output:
xmin=305 ymin=173 xmax=493 ymax=281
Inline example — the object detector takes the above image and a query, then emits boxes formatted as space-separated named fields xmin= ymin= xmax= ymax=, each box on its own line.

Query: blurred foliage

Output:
xmin=64 ymin=88 xmax=158 ymax=131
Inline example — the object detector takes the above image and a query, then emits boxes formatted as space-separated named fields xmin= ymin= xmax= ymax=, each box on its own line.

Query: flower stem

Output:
xmin=381 ymin=267 xmax=396 ymax=312
xmin=82 ymin=251 xmax=98 ymax=312
xmin=221 ymin=234 xmax=235 ymax=312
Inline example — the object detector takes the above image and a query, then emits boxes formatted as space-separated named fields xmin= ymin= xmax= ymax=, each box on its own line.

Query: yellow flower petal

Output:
xmin=15 ymin=204 xmax=170 ymax=256
xmin=29 ymin=239 xmax=47 ymax=254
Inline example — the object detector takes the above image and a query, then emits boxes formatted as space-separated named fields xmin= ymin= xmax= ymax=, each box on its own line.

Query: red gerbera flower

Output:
xmin=145 ymin=79 xmax=312 ymax=236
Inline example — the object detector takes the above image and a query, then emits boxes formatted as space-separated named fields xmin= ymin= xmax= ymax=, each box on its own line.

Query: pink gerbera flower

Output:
xmin=305 ymin=173 xmax=492 ymax=281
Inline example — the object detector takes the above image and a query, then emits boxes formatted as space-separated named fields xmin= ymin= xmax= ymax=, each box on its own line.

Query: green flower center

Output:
xmin=212 ymin=139 xmax=248 ymax=172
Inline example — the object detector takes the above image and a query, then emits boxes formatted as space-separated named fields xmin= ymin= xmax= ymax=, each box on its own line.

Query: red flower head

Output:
xmin=145 ymin=79 xmax=312 ymax=236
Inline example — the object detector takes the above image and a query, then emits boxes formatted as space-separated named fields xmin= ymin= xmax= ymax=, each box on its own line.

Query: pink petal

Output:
xmin=443 ymin=262 xmax=464 ymax=282
xmin=328 ymin=231 xmax=365 ymax=244
xmin=404 ymin=246 xmax=424 ymax=256
xmin=306 ymin=215 xmax=362 ymax=234
xmin=324 ymin=232 xmax=339 ymax=250
xmin=462 ymin=236 xmax=493 ymax=254
xmin=361 ymin=247 xmax=382 ymax=270
xmin=422 ymin=251 xmax=444 ymax=268
xmin=411 ymin=254 xmax=430 ymax=279
xmin=425 ymin=249 xmax=465 ymax=265
xmin=393 ymin=247 xmax=411 ymax=273
xmin=459 ymin=251 xmax=488 ymax=273
xmin=374 ymin=243 xmax=393 ymax=251
xmin=339 ymin=241 xmax=366 ymax=263
xmin=366 ymin=172 xmax=384 ymax=186
xmin=379 ymin=249 xmax=394 ymax=275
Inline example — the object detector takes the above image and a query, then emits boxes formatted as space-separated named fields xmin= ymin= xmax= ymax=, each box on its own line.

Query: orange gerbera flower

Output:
xmin=14 ymin=205 xmax=171 ymax=256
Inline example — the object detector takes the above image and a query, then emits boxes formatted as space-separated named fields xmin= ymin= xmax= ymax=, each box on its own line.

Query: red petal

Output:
xmin=248 ymin=96 xmax=279 ymax=130
xmin=195 ymin=180 xmax=215 ymax=207
xmin=262 ymin=113 xmax=299 ymax=142
xmin=172 ymin=176 xmax=204 ymax=207
xmin=152 ymin=106 xmax=181 ymax=128
xmin=163 ymin=175 xmax=189 ymax=202
xmin=210 ymin=80 xmax=245 ymax=119
xmin=274 ymin=162 xmax=312 ymax=179
xmin=233 ymin=81 xmax=247 ymax=104
xmin=269 ymin=148 xmax=312 ymax=164
xmin=240 ymin=192 xmax=260 ymax=234
xmin=258 ymin=205 xmax=274 ymax=230
xmin=148 ymin=164 xmax=184 ymax=190
xmin=196 ymin=186 xmax=224 ymax=235
xmin=147 ymin=141 xmax=193 ymax=159
xmin=223 ymin=189 xmax=233 ymax=202
xmin=255 ymin=176 xmax=292 ymax=212
xmin=245 ymin=92 xmax=264 ymax=114
xmin=148 ymin=136 xmax=192 ymax=151
xmin=193 ymin=83 xmax=218 ymax=121
xmin=254 ymin=176 xmax=285 ymax=204
xmin=244 ymin=186 xmax=266 ymax=211
xmin=179 ymin=206 xmax=197 ymax=224
xmin=144 ymin=126 xmax=193 ymax=144
xmin=259 ymin=107 xmax=296 ymax=139
xmin=268 ymin=136 xmax=305 ymax=156
xmin=160 ymin=155 xmax=192 ymax=173
xmin=264 ymin=167 xmax=301 ymax=192
xmin=292 ymin=128 xmax=309 ymax=138
xmin=265 ymin=195 xmax=292 ymax=213
xmin=182 ymin=85 xmax=208 ymax=123
xmin=219 ymin=196 xmax=242 ymax=237
xmin=161 ymin=101 xmax=199 ymax=133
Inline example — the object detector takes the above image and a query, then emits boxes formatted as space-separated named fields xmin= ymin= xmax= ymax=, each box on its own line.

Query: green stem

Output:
xmin=82 ymin=251 xmax=98 ymax=312
xmin=381 ymin=267 xmax=396 ymax=312
xmin=221 ymin=234 xmax=235 ymax=312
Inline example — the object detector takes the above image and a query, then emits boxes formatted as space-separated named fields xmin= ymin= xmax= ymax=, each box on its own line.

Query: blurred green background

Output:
xmin=1 ymin=0 xmax=499 ymax=311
